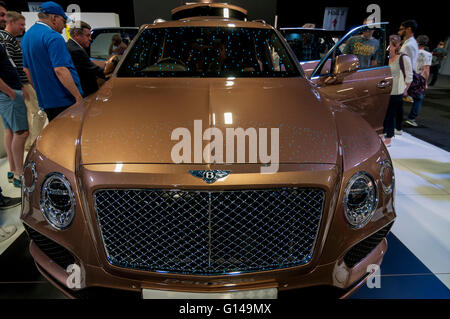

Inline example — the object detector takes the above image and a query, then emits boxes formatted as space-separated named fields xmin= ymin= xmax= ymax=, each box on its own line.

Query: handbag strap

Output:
xmin=398 ymin=53 xmax=407 ymax=81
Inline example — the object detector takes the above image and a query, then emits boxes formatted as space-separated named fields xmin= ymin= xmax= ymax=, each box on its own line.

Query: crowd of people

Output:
xmin=0 ymin=1 xmax=109 ymax=242
xmin=382 ymin=20 xmax=447 ymax=147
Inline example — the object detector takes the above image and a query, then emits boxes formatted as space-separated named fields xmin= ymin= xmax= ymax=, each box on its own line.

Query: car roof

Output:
xmin=171 ymin=2 xmax=248 ymax=16
xmin=171 ymin=2 xmax=248 ymax=21
xmin=92 ymin=27 xmax=139 ymax=30
xmin=280 ymin=27 xmax=328 ymax=31
xmin=141 ymin=18 xmax=273 ymax=30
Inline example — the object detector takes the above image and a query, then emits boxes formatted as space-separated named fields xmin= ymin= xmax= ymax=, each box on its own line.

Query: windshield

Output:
xmin=117 ymin=27 xmax=301 ymax=78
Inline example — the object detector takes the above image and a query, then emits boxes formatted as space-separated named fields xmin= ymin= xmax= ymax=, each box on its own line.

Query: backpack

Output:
xmin=398 ymin=53 xmax=426 ymax=98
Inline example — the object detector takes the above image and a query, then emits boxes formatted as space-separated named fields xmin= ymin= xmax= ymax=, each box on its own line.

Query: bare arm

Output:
xmin=422 ymin=65 xmax=430 ymax=81
xmin=0 ymin=77 xmax=16 ymax=100
xmin=23 ymin=67 xmax=34 ymax=87
xmin=54 ymin=67 xmax=83 ymax=103
xmin=403 ymin=55 xmax=413 ymax=95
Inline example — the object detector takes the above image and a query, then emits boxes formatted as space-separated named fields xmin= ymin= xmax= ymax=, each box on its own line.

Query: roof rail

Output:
xmin=171 ymin=3 xmax=247 ymax=21
xmin=153 ymin=18 xmax=166 ymax=24
xmin=252 ymin=19 xmax=267 ymax=25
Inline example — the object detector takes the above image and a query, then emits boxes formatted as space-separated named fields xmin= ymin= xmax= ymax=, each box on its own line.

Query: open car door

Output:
xmin=308 ymin=23 xmax=392 ymax=133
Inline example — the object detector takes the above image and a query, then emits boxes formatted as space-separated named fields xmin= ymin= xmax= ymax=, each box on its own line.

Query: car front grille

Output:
xmin=344 ymin=223 xmax=393 ymax=268
xmin=94 ymin=188 xmax=325 ymax=275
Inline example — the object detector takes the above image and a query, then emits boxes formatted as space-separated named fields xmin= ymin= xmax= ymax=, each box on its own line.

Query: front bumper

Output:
xmin=29 ymin=233 xmax=388 ymax=299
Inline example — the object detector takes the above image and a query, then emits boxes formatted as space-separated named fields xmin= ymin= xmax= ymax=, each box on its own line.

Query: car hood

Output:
xmin=80 ymin=77 xmax=339 ymax=165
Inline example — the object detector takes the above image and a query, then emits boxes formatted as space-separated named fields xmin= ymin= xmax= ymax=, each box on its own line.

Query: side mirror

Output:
xmin=334 ymin=54 xmax=360 ymax=76
xmin=324 ymin=54 xmax=360 ymax=85
xmin=104 ymin=54 xmax=120 ymax=75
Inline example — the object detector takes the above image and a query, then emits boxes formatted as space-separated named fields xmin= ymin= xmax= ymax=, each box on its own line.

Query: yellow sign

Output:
xmin=65 ymin=24 xmax=71 ymax=39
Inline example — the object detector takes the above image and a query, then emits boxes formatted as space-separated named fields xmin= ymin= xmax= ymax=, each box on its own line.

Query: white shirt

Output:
xmin=390 ymin=54 xmax=413 ymax=95
xmin=416 ymin=49 xmax=432 ymax=76
xmin=400 ymin=37 xmax=418 ymax=72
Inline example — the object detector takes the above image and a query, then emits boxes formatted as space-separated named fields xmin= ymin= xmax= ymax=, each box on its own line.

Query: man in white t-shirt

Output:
xmin=406 ymin=35 xmax=432 ymax=127
xmin=398 ymin=20 xmax=418 ymax=71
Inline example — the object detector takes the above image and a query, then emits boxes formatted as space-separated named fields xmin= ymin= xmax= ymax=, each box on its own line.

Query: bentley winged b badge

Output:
xmin=189 ymin=170 xmax=231 ymax=184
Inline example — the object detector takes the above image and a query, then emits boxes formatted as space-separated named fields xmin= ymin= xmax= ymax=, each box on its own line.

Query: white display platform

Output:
xmin=21 ymin=12 xmax=121 ymax=41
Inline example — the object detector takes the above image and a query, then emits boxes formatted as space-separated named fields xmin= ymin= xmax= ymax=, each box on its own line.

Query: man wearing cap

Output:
xmin=21 ymin=1 xmax=83 ymax=121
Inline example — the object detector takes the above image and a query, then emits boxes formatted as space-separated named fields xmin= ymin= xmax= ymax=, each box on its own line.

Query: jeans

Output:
xmin=383 ymin=94 xmax=403 ymax=138
xmin=408 ymin=94 xmax=424 ymax=120
xmin=429 ymin=64 xmax=440 ymax=86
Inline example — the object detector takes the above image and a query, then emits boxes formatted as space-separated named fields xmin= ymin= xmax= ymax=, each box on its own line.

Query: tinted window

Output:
xmin=117 ymin=27 xmax=301 ymax=78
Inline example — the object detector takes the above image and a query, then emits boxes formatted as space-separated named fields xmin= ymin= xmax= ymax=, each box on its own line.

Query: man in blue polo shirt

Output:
xmin=21 ymin=1 xmax=83 ymax=121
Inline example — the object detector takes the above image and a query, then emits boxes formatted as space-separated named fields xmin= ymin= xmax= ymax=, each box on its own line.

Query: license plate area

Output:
xmin=142 ymin=288 xmax=278 ymax=299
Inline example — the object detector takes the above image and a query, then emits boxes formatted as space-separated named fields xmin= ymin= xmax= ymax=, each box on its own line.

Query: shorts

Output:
xmin=0 ymin=90 xmax=29 ymax=132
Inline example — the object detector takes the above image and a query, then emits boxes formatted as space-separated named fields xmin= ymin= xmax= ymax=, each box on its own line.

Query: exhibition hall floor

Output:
xmin=0 ymin=132 xmax=449 ymax=299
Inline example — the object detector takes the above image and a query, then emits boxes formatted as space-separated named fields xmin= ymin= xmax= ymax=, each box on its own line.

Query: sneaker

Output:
xmin=7 ymin=172 xmax=14 ymax=183
xmin=13 ymin=178 xmax=21 ymax=188
xmin=395 ymin=129 xmax=403 ymax=135
xmin=0 ymin=225 xmax=17 ymax=243
xmin=402 ymin=96 xmax=414 ymax=103
xmin=405 ymin=119 xmax=418 ymax=127
xmin=0 ymin=195 xmax=21 ymax=210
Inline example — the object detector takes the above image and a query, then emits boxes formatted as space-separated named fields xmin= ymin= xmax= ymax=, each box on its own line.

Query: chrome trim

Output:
xmin=22 ymin=161 xmax=37 ymax=194
xmin=189 ymin=169 xmax=231 ymax=184
xmin=40 ymin=172 xmax=76 ymax=231
xmin=357 ymin=66 xmax=390 ymax=73
xmin=380 ymin=161 xmax=394 ymax=194
xmin=343 ymin=172 xmax=379 ymax=229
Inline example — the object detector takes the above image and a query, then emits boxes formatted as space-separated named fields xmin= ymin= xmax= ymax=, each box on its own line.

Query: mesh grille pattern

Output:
xmin=24 ymin=224 xmax=75 ymax=269
xmin=344 ymin=223 xmax=393 ymax=268
xmin=94 ymin=188 xmax=325 ymax=275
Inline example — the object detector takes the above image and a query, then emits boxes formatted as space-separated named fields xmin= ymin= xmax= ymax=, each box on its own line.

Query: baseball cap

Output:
xmin=39 ymin=1 xmax=69 ymax=21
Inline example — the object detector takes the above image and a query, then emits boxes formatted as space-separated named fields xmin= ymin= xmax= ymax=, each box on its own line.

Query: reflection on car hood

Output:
xmin=80 ymin=77 xmax=339 ymax=165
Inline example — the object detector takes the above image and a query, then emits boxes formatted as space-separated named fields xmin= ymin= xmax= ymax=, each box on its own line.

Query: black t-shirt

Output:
xmin=0 ymin=43 xmax=22 ymax=90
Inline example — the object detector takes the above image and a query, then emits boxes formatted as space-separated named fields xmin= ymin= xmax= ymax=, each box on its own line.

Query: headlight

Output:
xmin=40 ymin=173 xmax=76 ymax=230
xmin=380 ymin=161 xmax=394 ymax=194
xmin=344 ymin=172 xmax=378 ymax=228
